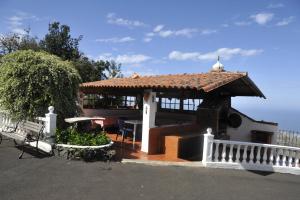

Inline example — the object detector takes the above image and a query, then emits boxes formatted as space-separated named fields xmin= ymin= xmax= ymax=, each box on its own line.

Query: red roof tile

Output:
xmin=81 ymin=72 xmax=247 ymax=92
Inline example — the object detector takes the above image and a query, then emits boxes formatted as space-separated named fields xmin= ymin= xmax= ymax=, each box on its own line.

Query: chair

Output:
xmin=116 ymin=118 xmax=133 ymax=142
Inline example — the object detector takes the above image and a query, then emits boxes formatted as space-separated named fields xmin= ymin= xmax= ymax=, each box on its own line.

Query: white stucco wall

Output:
xmin=227 ymin=108 xmax=278 ymax=143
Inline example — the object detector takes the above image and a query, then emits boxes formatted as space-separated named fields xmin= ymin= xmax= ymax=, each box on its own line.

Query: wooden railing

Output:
xmin=202 ymin=128 xmax=300 ymax=175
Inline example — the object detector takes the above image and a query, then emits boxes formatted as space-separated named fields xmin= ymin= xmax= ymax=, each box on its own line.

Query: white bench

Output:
xmin=0 ymin=119 xmax=52 ymax=159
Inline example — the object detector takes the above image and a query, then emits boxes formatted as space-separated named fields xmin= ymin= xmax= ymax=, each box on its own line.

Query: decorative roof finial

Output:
xmin=211 ymin=56 xmax=225 ymax=72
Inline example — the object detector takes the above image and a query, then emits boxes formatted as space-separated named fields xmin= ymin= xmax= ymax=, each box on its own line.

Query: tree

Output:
xmin=0 ymin=33 xmax=20 ymax=55
xmin=0 ymin=50 xmax=81 ymax=128
xmin=40 ymin=22 xmax=82 ymax=61
xmin=103 ymin=60 xmax=123 ymax=79
xmin=72 ymin=59 xmax=122 ymax=83
xmin=72 ymin=57 xmax=99 ymax=82
xmin=0 ymin=29 xmax=40 ymax=55
xmin=18 ymin=29 xmax=40 ymax=51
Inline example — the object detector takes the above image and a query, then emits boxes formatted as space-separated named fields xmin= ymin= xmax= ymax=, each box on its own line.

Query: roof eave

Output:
xmin=241 ymin=76 xmax=266 ymax=99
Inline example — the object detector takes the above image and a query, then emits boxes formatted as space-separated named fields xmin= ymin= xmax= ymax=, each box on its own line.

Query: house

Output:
xmin=79 ymin=60 xmax=278 ymax=160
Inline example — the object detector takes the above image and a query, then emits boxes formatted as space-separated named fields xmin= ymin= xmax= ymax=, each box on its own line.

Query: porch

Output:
xmin=79 ymin=64 xmax=274 ymax=162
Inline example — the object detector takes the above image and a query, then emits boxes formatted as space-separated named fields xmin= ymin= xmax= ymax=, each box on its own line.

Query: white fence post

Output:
xmin=45 ymin=106 xmax=57 ymax=144
xmin=202 ymin=128 xmax=214 ymax=166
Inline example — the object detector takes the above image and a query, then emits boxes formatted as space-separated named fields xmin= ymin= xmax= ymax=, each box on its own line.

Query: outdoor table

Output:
xmin=65 ymin=117 xmax=105 ymax=124
xmin=124 ymin=120 xmax=142 ymax=149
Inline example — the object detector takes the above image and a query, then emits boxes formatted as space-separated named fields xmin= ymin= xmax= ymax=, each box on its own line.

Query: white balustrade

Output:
xmin=269 ymin=147 xmax=274 ymax=165
xmin=228 ymin=144 xmax=234 ymax=162
xmin=236 ymin=145 xmax=241 ymax=162
xmin=249 ymin=145 xmax=254 ymax=164
xmin=202 ymin=128 xmax=300 ymax=174
xmin=275 ymin=149 xmax=280 ymax=166
xmin=221 ymin=144 xmax=226 ymax=162
xmin=256 ymin=146 xmax=261 ymax=164
xmin=262 ymin=147 xmax=267 ymax=165
xmin=214 ymin=142 xmax=219 ymax=161
xmin=242 ymin=145 xmax=248 ymax=164
xmin=214 ymin=141 xmax=300 ymax=168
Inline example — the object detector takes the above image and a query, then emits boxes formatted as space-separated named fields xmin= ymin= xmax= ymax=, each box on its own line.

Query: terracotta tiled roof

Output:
xmin=81 ymin=72 xmax=250 ymax=92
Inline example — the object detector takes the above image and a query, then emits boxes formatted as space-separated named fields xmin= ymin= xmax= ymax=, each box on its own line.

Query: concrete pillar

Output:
xmin=45 ymin=106 xmax=57 ymax=144
xmin=202 ymin=128 xmax=214 ymax=166
xmin=141 ymin=90 xmax=157 ymax=153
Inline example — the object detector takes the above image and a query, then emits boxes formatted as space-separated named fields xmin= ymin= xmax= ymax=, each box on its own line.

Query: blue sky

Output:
xmin=0 ymin=0 xmax=300 ymax=130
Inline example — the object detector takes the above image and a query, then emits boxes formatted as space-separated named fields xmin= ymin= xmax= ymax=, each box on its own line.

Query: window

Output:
xmin=183 ymin=99 xmax=202 ymax=111
xmin=83 ymin=94 xmax=124 ymax=109
xmin=122 ymin=96 xmax=136 ymax=107
xmin=161 ymin=98 xmax=180 ymax=110
xmin=83 ymin=94 xmax=97 ymax=108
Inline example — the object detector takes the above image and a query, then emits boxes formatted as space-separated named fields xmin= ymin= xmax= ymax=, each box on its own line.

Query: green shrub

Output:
xmin=55 ymin=127 xmax=111 ymax=146
xmin=0 ymin=50 xmax=81 ymax=127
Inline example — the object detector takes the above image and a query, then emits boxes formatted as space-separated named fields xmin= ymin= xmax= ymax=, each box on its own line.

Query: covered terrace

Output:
xmin=79 ymin=67 xmax=265 ymax=161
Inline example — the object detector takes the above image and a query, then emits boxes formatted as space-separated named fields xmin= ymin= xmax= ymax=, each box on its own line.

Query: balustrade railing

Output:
xmin=212 ymin=140 xmax=300 ymax=168
xmin=0 ymin=107 xmax=56 ymax=143
xmin=276 ymin=130 xmax=300 ymax=147
xmin=202 ymin=128 xmax=300 ymax=174
xmin=35 ymin=117 xmax=46 ymax=126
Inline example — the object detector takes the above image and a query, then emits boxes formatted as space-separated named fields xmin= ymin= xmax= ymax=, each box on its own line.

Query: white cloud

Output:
xmin=250 ymin=13 xmax=274 ymax=25
xmin=145 ymin=25 xmax=198 ymax=41
xmin=106 ymin=13 xmax=146 ymax=28
xmin=200 ymin=29 xmax=217 ymax=35
xmin=97 ymin=53 xmax=151 ymax=64
xmin=115 ymin=54 xmax=151 ymax=64
xmin=123 ymin=68 xmax=158 ymax=77
xmin=6 ymin=11 xmax=40 ymax=35
xmin=153 ymin=25 xmax=164 ymax=32
xmin=234 ymin=21 xmax=252 ymax=26
xmin=168 ymin=48 xmax=263 ymax=61
xmin=143 ymin=37 xmax=152 ymax=42
xmin=10 ymin=28 xmax=27 ymax=35
xmin=267 ymin=3 xmax=284 ymax=9
xmin=146 ymin=32 xmax=155 ymax=37
xmin=174 ymin=28 xmax=198 ymax=37
xmin=95 ymin=36 xmax=135 ymax=43
xmin=221 ymin=24 xmax=229 ymax=28
xmin=159 ymin=30 xmax=174 ymax=37
xmin=276 ymin=16 xmax=294 ymax=26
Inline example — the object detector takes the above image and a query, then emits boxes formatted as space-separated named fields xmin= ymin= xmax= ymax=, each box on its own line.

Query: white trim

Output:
xmin=56 ymin=141 xmax=114 ymax=149
xmin=213 ymin=139 xmax=300 ymax=151
xmin=26 ymin=141 xmax=52 ymax=154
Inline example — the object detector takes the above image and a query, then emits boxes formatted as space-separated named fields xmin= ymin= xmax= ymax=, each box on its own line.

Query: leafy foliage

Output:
xmin=0 ymin=50 xmax=81 ymax=127
xmin=72 ymin=57 xmax=108 ymax=82
xmin=0 ymin=30 xmax=40 ymax=55
xmin=0 ymin=22 xmax=123 ymax=83
xmin=103 ymin=60 xmax=123 ymax=79
xmin=55 ymin=127 xmax=111 ymax=146
xmin=40 ymin=22 xmax=82 ymax=61
xmin=0 ymin=33 xmax=20 ymax=54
